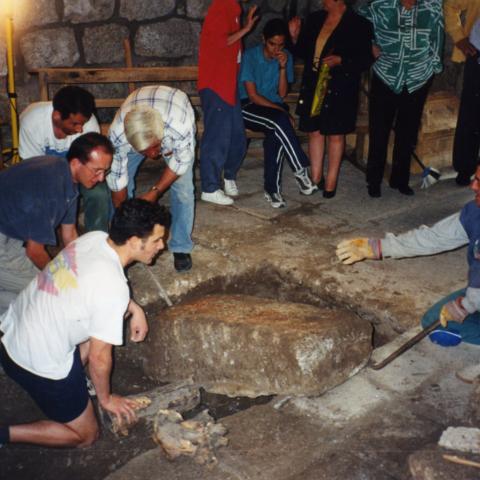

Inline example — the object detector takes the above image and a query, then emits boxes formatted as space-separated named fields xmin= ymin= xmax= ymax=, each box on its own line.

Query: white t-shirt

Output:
xmin=0 ymin=232 xmax=129 ymax=380
xmin=19 ymin=102 xmax=100 ymax=159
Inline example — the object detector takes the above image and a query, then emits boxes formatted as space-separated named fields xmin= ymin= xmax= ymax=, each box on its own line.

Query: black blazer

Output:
xmin=294 ymin=8 xmax=373 ymax=122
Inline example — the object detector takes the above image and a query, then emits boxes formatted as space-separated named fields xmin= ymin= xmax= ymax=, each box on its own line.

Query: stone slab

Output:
xmin=438 ymin=427 xmax=480 ymax=454
xmin=143 ymin=294 xmax=372 ymax=397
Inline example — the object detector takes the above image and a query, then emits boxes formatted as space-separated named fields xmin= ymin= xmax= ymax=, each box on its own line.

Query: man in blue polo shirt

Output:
xmin=0 ymin=132 xmax=114 ymax=314
xmin=239 ymin=18 xmax=316 ymax=209
xmin=19 ymin=86 xmax=111 ymax=232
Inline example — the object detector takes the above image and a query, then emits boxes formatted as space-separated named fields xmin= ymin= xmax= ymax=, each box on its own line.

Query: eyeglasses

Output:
xmin=84 ymin=163 xmax=111 ymax=177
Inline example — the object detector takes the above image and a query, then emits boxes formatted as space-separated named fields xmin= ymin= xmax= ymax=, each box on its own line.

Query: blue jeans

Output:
xmin=199 ymin=89 xmax=247 ymax=193
xmin=421 ymin=288 xmax=480 ymax=345
xmin=126 ymin=150 xmax=194 ymax=253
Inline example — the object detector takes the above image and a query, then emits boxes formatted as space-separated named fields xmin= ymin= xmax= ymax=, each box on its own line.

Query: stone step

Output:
xmin=143 ymin=294 xmax=372 ymax=397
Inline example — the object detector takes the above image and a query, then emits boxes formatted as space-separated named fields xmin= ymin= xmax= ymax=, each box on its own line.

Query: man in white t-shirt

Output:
xmin=0 ymin=199 xmax=168 ymax=448
xmin=19 ymin=86 xmax=111 ymax=232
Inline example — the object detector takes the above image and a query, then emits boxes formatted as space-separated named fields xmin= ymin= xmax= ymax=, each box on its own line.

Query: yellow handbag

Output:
xmin=310 ymin=63 xmax=331 ymax=117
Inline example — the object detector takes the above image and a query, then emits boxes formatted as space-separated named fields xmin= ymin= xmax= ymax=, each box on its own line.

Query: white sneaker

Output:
xmin=224 ymin=179 xmax=239 ymax=197
xmin=294 ymin=168 xmax=318 ymax=196
xmin=201 ymin=190 xmax=234 ymax=205
xmin=264 ymin=191 xmax=286 ymax=208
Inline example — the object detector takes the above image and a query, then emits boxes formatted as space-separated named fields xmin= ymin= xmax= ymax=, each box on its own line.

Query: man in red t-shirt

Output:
xmin=198 ymin=0 xmax=258 ymax=205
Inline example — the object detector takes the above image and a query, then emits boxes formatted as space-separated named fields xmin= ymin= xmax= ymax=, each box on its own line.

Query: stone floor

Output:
xmin=2 ymin=152 xmax=479 ymax=479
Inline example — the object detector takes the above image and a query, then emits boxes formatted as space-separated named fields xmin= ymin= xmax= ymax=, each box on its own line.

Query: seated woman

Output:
xmin=239 ymin=18 xmax=317 ymax=209
xmin=289 ymin=0 xmax=373 ymax=198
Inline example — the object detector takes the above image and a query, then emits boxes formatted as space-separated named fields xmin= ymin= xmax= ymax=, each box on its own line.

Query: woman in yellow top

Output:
xmin=290 ymin=0 xmax=373 ymax=198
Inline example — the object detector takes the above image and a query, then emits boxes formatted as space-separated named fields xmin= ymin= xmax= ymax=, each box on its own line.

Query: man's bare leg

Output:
xmin=9 ymin=399 xmax=99 ymax=448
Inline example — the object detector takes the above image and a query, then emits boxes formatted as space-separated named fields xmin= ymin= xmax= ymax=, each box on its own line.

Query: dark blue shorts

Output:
xmin=0 ymin=344 xmax=90 ymax=423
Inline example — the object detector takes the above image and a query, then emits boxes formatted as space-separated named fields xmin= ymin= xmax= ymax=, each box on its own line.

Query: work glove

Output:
xmin=336 ymin=238 xmax=382 ymax=265
xmin=439 ymin=296 xmax=468 ymax=327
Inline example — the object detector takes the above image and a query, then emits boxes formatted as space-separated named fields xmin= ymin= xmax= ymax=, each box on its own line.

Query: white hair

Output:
xmin=124 ymin=106 xmax=164 ymax=152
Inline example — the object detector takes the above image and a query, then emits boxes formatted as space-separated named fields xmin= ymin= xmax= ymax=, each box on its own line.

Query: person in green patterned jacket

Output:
xmin=358 ymin=0 xmax=444 ymax=198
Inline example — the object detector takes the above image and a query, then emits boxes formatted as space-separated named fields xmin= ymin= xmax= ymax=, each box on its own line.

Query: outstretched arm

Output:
xmin=336 ymin=212 xmax=468 ymax=265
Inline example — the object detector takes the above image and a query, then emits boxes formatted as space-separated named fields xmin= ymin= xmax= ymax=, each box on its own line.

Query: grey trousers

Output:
xmin=0 ymin=233 xmax=39 ymax=314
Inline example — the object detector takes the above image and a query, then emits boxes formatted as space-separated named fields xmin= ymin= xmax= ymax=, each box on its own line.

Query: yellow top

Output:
xmin=444 ymin=0 xmax=480 ymax=62
xmin=312 ymin=17 xmax=341 ymax=70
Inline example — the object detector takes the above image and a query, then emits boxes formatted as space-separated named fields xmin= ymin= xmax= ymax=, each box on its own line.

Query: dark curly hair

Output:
xmin=52 ymin=86 xmax=96 ymax=120
xmin=110 ymin=199 xmax=171 ymax=245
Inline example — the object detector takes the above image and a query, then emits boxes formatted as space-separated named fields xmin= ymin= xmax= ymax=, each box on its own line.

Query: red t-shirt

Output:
xmin=198 ymin=0 xmax=242 ymax=106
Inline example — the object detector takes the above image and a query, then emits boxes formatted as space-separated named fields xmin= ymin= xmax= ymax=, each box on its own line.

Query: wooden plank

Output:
xmin=31 ymin=65 xmax=304 ymax=85
xmin=30 ymin=66 xmax=199 ymax=84
xmin=96 ymin=93 xmax=299 ymax=109
xmin=38 ymin=71 xmax=49 ymax=100
xmin=123 ymin=38 xmax=135 ymax=93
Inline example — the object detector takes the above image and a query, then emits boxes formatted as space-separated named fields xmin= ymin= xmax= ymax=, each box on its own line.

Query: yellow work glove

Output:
xmin=439 ymin=297 xmax=468 ymax=327
xmin=336 ymin=238 xmax=382 ymax=265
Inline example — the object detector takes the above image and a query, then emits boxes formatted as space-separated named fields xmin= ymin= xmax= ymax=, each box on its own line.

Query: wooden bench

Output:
xmin=30 ymin=65 xmax=368 ymax=162
xmin=31 ymin=65 xmax=305 ymax=137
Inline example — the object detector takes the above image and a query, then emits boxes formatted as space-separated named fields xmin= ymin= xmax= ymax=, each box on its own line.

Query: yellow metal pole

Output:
xmin=5 ymin=5 xmax=19 ymax=163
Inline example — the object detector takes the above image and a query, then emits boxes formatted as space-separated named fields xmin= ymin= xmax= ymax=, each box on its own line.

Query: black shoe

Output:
xmin=173 ymin=253 xmax=192 ymax=272
xmin=367 ymin=184 xmax=381 ymax=198
xmin=398 ymin=186 xmax=414 ymax=196
xmin=323 ymin=189 xmax=336 ymax=199
xmin=317 ymin=178 xmax=325 ymax=191
xmin=456 ymin=173 xmax=472 ymax=186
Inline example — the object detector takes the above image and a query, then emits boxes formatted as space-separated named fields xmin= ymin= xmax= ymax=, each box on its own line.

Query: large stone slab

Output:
xmin=83 ymin=24 xmax=130 ymax=64
xmin=64 ymin=0 xmax=115 ymax=23
xmin=135 ymin=20 xmax=201 ymax=59
xmin=120 ymin=0 xmax=176 ymax=21
xmin=143 ymin=294 xmax=372 ymax=397
xmin=20 ymin=28 xmax=79 ymax=69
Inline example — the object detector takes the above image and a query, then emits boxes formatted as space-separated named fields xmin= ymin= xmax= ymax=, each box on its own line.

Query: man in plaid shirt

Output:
xmin=107 ymin=86 xmax=195 ymax=272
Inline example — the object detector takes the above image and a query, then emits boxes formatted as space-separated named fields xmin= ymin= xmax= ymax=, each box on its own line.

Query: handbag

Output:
xmin=310 ymin=63 xmax=331 ymax=117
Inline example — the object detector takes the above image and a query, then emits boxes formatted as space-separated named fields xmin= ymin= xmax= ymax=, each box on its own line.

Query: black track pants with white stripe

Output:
xmin=241 ymin=103 xmax=309 ymax=194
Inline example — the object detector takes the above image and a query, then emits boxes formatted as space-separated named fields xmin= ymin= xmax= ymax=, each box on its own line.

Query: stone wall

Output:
xmin=0 ymin=0 xmax=461 ymax=126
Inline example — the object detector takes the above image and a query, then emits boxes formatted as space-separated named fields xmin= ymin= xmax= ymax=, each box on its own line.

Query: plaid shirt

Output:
xmin=107 ymin=86 xmax=196 ymax=192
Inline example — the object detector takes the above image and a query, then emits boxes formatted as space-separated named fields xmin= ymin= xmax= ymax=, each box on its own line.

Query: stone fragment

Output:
xmin=438 ymin=427 xmax=480 ymax=454
xmin=119 ymin=0 xmax=175 ymax=21
xmin=100 ymin=382 xmax=201 ymax=437
xmin=153 ymin=408 xmax=228 ymax=466
xmin=109 ymin=396 xmax=152 ymax=437
xmin=409 ymin=447 xmax=480 ymax=480
xmin=20 ymin=28 xmax=79 ymax=69
xmin=144 ymin=294 xmax=372 ymax=397
xmin=64 ymin=0 xmax=114 ymax=23
xmin=135 ymin=20 xmax=201 ymax=59
xmin=186 ymin=0 xmax=211 ymax=18
xmin=14 ymin=0 xmax=58 ymax=29
xmin=83 ymin=24 xmax=130 ymax=64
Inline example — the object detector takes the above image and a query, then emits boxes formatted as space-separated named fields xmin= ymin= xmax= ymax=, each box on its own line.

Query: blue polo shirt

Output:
xmin=239 ymin=44 xmax=294 ymax=103
xmin=0 ymin=156 xmax=79 ymax=245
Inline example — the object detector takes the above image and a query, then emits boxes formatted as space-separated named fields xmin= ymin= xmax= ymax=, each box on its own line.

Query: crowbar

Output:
xmin=369 ymin=319 xmax=441 ymax=370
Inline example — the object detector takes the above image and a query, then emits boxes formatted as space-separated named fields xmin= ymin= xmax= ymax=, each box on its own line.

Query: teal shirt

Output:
xmin=358 ymin=0 xmax=444 ymax=94
xmin=239 ymin=44 xmax=294 ymax=103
